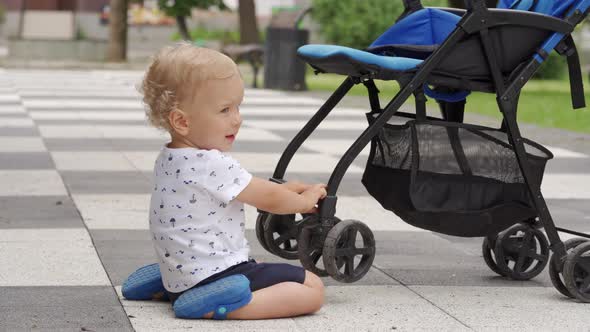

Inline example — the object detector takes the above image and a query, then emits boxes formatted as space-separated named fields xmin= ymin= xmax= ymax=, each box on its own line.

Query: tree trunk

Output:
xmin=18 ymin=0 xmax=27 ymax=39
xmin=107 ymin=0 xmax=128 ymax=62
xmin=176 ymin=15 xmax=191 ymax=41
xmin=448 ymin=0 xmax=497 ymax=8
xmin=238 ymin=0 xmax=259 ymax=44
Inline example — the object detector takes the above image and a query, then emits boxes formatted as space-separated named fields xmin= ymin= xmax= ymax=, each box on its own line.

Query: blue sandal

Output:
xmin=173 ymin=274 xmax=252 ymax=319
xmin=122 ymin=263 xmax=167 ymax=301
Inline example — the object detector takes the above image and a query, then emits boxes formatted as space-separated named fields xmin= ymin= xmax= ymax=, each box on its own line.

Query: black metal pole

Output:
xmin=272 ymin=77 xmax=355 ymax=179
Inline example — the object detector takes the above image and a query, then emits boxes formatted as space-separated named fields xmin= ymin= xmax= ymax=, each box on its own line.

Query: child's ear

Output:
xmin=169 ymin=108 xmax=190 ymax=136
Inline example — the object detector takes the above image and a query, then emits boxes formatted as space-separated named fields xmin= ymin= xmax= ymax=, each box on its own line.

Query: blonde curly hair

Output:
xmin=139 ymin=42 xmax=238 ymax=132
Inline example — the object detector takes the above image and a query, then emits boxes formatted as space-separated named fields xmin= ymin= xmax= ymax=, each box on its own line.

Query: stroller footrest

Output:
xmin=297 ymin=44 xmax=422 ymax=79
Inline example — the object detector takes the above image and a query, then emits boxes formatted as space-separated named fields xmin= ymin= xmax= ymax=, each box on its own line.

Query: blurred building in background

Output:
xmin=0 ymin=0 xmax=311 ymax=62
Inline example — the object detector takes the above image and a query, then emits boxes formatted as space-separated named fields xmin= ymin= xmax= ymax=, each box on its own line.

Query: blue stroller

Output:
xmin=255 ymin=0 xmax=590 ymax=302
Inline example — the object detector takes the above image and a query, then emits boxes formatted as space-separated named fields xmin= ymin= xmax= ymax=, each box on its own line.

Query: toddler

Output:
xmin=140 ymin=42 xmax=327 ymax=319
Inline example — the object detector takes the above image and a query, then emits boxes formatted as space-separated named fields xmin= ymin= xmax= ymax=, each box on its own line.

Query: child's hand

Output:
xmin=300 ymin=184 xmax=327 ymax=213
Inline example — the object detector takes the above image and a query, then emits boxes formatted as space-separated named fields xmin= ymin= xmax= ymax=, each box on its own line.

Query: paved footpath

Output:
xmin=0 ymin=68 xmax=589 ymax=331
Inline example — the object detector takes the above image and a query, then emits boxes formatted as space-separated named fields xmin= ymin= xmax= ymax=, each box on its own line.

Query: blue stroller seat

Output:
xmin=297 ymin=8 xmax=457 ymax=80
xmin=256 ymin=0 xmax=590 ymax=303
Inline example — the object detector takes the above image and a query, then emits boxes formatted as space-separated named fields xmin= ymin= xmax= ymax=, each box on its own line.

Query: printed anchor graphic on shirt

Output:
xmin=149 ymin=147 xmax=253 ymax=292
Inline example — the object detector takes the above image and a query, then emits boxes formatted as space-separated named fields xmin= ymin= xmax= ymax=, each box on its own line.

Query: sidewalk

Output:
xmin=0 ymin=68 xmax=589 ymax=331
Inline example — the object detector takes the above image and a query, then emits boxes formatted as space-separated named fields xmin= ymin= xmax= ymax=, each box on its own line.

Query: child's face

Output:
xmin=183 ymin=73 xmax=244 ymax=152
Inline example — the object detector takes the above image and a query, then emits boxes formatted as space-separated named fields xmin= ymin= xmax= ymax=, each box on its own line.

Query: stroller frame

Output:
xmin=257 ymin=0 xmax=590 ymax=301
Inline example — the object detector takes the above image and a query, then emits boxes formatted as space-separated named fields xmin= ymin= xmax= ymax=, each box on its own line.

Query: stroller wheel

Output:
xmin=323 ymin=220 xmax=376 ymax=283
xmin=298 ymin=217 xmax=342 ymax=277
xmin=263 ymin=213 xmax=311 ymax=260
xmin=255 ymin=212 xmax=272 ymax=254
xmin=482 ymin=235 xmax=507 ymax=277
xmin=549 ymin=238 xmax=589 ymax=298
xmin=494 ymin=223 xmax=549 ymax=280
xmin=563 ymin=241 xmax=590 ymax=303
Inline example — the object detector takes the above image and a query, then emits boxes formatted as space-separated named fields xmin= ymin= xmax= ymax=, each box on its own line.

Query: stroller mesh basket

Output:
xmin=362 ymin=116 xmax=553 ymax=237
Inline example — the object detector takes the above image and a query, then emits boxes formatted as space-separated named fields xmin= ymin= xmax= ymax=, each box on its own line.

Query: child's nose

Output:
xmin=232 ymin=110 xmax=242 ymax=127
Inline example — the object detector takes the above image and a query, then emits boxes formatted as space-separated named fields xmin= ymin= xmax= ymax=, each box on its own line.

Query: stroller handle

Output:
xmin=464 ymin=0 xmax=490 ymax=11
xmin=403 ymin=0 xmax=488 ymax=12
xmin=402 ymin=0 xmax=423 ymax=11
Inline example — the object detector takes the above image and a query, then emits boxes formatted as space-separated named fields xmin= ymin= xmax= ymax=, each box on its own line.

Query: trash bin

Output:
xmin=264 ymin=7 xmax=311 ymax=91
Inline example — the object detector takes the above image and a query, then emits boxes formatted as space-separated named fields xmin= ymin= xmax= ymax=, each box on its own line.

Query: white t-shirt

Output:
xmin=149 ymin=146 xmax=253 ymax=293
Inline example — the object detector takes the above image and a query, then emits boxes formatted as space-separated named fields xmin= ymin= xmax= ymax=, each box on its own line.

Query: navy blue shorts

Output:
xmin=166 ymin=259 xmax=306 ymax=304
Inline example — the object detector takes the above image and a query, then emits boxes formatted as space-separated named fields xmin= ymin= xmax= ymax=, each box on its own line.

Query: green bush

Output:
xmin=311 ymin=0 xmax=448 ymax=49
xmin=171 ymin=27 xmax=267 ymax=45
xmin=534 ymin=52 xmax=567 ymax=80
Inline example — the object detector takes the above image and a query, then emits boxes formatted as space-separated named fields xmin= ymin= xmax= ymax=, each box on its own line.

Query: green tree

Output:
xmin=158 ymin=0 xmax=227 ymax=41
xmin=311 ymin=0 xmax=448 ymax=49
xmin=0 ymin=3 xmax=5 ymax=25
xmin=238 ymin=0 xmax=259 ymax=44
xmin=107 ymin=0 xmax=128 ymax=62
xmin=18 ymin=0 xmax=26 ymax=38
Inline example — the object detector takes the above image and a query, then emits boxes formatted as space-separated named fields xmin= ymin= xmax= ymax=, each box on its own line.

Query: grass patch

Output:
xmin=171 ymin=27 xmax=241 ymax=44
xmin=305 ymin=73 xmax=590 ymax=133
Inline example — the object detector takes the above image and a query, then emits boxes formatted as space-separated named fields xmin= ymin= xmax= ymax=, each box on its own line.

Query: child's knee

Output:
xmin=304 ymin=271 xmax=324 ymax=313
xmin=304 ymin=271 xmax=324 ymax=291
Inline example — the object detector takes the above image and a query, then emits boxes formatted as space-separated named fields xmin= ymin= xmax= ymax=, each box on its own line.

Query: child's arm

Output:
xmin=281 ymin=180 xmax=312 ymax=194
xmin=237 ymin=177 xmax=326 ymax=215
